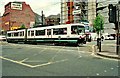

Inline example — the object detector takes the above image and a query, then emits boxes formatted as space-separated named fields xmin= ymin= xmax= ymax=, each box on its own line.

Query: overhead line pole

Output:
xmin=41 ymin=11 xmax=44 ymax=26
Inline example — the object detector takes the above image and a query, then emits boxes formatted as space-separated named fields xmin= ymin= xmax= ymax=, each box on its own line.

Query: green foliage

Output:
xmin=93 ymin=14 xmax=104 ymax=33
xmin=20 ymin=24 xmax=26 ymax=29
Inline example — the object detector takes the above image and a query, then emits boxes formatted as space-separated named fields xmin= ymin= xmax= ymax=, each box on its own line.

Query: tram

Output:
xmin=7 ymin=23 xmax=86 ymax=46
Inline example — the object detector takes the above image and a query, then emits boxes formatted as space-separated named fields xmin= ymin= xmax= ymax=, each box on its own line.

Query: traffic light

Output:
xmin=108 ymin=4 xmax=116 ymax=23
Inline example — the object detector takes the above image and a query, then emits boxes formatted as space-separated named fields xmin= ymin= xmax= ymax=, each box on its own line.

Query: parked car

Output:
xmin=0 ymin=35 xmax=6 ymax=41
xmin=105 ymin=35 xmax=114 ymax=40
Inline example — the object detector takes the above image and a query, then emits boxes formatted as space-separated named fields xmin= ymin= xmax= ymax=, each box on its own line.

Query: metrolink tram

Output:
xmin=6 ymin=23 xmax=86 ymax=46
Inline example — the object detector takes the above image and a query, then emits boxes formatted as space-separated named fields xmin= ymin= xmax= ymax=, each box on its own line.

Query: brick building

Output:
xmin=2 ymin=2 xmax=35 ymax=31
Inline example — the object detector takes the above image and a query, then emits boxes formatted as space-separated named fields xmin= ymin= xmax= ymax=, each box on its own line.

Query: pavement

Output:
xmin=96 ymin=46 xmax=120 ymax=60
xmin=86 ymin=40 xmax=120 ymax=60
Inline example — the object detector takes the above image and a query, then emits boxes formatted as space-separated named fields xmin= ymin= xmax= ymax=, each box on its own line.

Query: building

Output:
xmin=45 ymin=14 xmax=60 ymax=25
xmin=61 ymin=0 xmax=72 ymax=24
xmin=96 ymin=0 xmax=118 ymax=34
xmin=88 ymin=0 xmax=96 ymax=25
xmin=2 ymin=1 xmax=35 ymax=31
xmin=0 ymin=15 xmax=2 ymax=30
xmin=0 ymin=15 xmax=2 ymax=34
xmin=61 ymin=0 xmax=96 ymax=25
xmin=34 ymin=13 xmax=46 ymax=27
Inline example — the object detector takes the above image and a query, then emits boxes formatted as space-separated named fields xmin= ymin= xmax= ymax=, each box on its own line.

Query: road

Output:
xmin=0 ymin=41 xmax=119 ymax=77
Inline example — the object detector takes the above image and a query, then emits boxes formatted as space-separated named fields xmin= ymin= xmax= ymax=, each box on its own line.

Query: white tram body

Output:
xmin=7 ymin=29 xmax=26 ymax=42
xmin=7 ymin=23 xmax=86 ymax=45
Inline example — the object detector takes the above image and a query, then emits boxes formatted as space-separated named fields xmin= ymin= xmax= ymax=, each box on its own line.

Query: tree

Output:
xmin=93 ymin=14 xmax=104 ymax=37
xmin=20 ymin=24 xmax=26 ymax=29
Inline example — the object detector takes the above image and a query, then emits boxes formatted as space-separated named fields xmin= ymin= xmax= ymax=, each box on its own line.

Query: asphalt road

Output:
xmin=0 ymin=41 xmax=119 ymax=76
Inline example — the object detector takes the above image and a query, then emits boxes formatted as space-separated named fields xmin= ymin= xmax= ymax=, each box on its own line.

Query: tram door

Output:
xmin=47 ymin=29 xmax=52 ymax=38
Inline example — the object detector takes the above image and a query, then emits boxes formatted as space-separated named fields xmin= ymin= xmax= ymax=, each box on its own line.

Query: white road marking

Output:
xmin=78 ymin=56 xmax=82 ymax=59
xmin=49 ymin=46 xmax=65 ymax=62
xmin=111 ymin=68 xmax=114 ymax=70
xmin=96 ymin=73 xmax=100 ymax=76
xmin=77 ymin=47 xmax=83 ymax=58
xmin=104 ymin=70 xmax=107 ymax=72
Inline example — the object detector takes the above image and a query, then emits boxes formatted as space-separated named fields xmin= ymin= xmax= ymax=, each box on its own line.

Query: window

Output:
xmin=19 ymin=32 xmax=24 ymax=36
xmin=71 ymin=25 xmax=85 ymax=35
xmin=11 ymin=33 xmax=14 ymax=37
xmin=85 ymin=26 xmax=89 ymax=30
xmin=53 ymin=28 xmax=67 ymax=35
xmin=53 ymin=29 xmax=59 ymax=35
xmin=28 ymin=31 xmax=30 ymax=36
xmin=47 ymin=29 xmax=51 ymax=35
xmin=14 ymin=32 xmax=18 ymax=36
xmin=31 ymin=31 xmax=34 ymax=36
xmin=71 ymin=26 xmax=77 ymax=34
xmin=36 ymin=30 xmax=45 ymax=36
xmin=7 ymin=33 xmax=11 ymax=37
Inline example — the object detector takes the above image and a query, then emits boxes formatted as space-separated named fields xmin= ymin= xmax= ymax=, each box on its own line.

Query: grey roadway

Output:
xmin=0 ymin=42 xmax=119 ymax=76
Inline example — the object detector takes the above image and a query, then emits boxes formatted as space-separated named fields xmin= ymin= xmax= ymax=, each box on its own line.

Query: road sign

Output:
xmin=73 ymin=10 xmax=81 ymax=15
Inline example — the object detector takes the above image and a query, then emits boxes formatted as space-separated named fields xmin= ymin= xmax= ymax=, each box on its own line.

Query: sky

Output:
xmin=0 ymin=0 xmax=61 ymax=17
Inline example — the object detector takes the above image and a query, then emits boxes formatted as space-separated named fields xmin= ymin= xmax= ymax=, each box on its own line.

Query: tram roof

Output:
xmin=28 ymin=23 xmax=85 ymax=30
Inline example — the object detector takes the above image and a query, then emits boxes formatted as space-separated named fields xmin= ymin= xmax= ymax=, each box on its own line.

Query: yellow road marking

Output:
xmin=0 ymin=56 xmax=68 ymax=68
xmin=33 ymin=59 xmax=68 ymax=68
xmin=19 ymin=58 xmax=29 ymax=63
xmin=0 ymin=56 xmax=34 ymax=68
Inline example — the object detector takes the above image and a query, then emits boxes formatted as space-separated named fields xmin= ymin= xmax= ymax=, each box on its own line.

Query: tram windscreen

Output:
xmin=71 ymin=25 xmax=85 ymax=35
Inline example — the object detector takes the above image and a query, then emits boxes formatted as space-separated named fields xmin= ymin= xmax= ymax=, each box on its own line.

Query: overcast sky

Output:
xmin=0 ymin=0 xmax=61 ymax=17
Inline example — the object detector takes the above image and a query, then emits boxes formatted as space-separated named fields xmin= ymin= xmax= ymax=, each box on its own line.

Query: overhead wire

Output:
xmin=34 ymin=2 xmax=60 ymax=11
xmin=33 ymin=2 xmax=61 ymax=16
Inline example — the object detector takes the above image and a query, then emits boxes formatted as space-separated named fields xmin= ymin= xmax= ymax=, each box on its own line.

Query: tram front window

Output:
xmin=71 ymin=25 xmax=85 ymax=35
xmin=77 ymin=26 xmax=85 ymax=34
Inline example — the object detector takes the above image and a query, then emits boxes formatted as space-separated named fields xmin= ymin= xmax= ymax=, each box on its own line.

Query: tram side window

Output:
xmin=47 ymin=29 xmax=51 ymax=35
xmin=7 ymin=33 xmax=11 ymax=37
xmin=36 ymin=30 xmax=45 ymax=36
xmin=53 ymin=28 xmax=67 ymax=35
xmin=28 ymin=31 xmax=30 ymax=36
xmin=11 ymin=33 xmax=14 ymax=37
xmin=31 ymin=31 xmax=34 ymax=36
xmin=20 ymin=32 xmax=24 ymax=36
xmin=78 ymin=27 xmax=85 ymax=33
xmin=14 ymin=32 xmax=19 ymax=36
xmin=71 ymin=25 xmax=85 ymax=35
xmin=53 ymin=29 xmax=59 ymax=35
